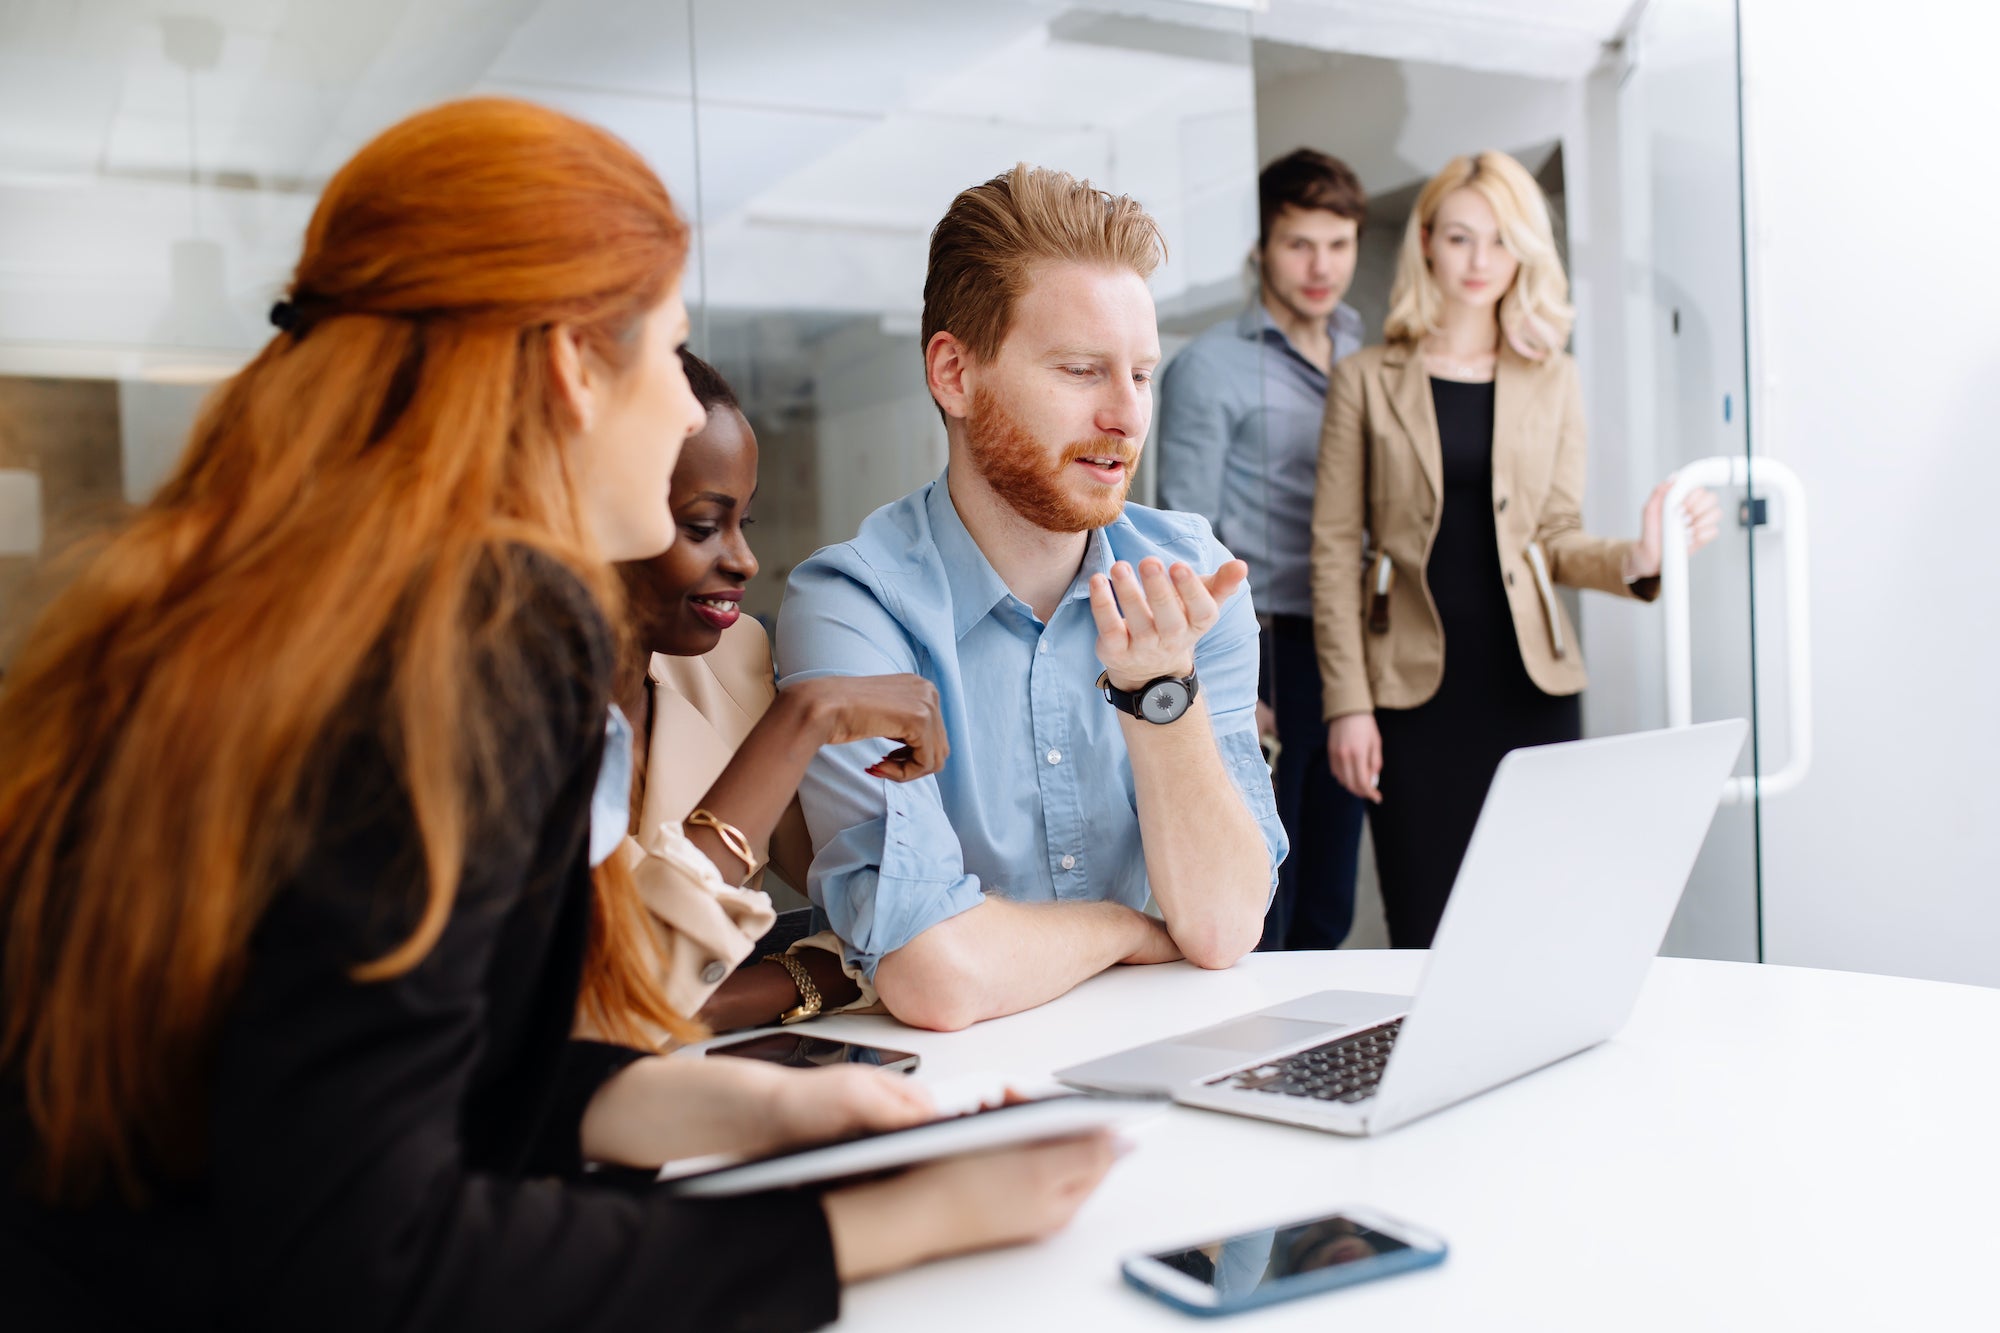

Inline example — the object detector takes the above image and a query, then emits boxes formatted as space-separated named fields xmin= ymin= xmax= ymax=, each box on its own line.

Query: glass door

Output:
xmin=1590 ymin=0 xmax=1767 ymax=961
xmin=1223 ymin=0 xmax=1768 ymax=955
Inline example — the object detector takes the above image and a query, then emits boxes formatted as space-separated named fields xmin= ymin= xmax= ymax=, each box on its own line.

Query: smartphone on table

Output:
xmin=1122 ymin=1207 xmax=1446 ymax=1316
xmin=705 ymin=1030 xmax=920 ymax=1074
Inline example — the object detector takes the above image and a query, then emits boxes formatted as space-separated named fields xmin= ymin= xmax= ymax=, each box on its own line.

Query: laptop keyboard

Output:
xmin=1207 ymin=1017 xmax=1404 ymax=1104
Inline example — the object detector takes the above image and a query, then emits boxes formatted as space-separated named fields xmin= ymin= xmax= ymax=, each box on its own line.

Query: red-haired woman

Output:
xmin=0 ymin=99 xmax=1117 ymax=1331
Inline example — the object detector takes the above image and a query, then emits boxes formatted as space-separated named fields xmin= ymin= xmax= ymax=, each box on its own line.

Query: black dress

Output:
xmin=1 ymin=553 xmax=841 ymax=1332
xmin=1368 ymin=379 xmax=1582 ymax=947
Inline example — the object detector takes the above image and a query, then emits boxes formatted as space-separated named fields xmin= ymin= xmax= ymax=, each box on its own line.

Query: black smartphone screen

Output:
xmin=1149 ymin=1214 xmax=1411 ymax=1295
xmin=707 ymin=1032 xmax=918 ymax=1071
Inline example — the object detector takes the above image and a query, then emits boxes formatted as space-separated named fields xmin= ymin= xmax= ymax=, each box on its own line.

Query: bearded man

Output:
xmin=774 ymin=165 xmax=1286 ymax=1032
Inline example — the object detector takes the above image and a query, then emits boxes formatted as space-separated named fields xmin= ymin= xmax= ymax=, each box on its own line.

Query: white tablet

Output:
xmin=657 ymin=1092 xmax=1165 ymax=1198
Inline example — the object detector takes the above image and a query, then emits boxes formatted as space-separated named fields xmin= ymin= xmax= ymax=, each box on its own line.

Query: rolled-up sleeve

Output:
xmin=1187 ymin=533 xmax=1289 ymax=899
xmin=774 ymin=553 xmax=986 ymax=979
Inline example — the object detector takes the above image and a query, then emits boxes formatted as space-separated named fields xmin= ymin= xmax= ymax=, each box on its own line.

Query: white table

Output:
xmin=802 ymin=952 xmax=2000 ymax=1331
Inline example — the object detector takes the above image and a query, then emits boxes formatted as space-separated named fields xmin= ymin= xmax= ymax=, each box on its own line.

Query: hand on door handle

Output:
xmin=1630 ymin=478 xmax=1725 ymax=580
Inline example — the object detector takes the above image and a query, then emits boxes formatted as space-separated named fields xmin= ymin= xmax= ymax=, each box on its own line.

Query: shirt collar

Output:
xmin=1236 ymin=299 xmax=1361 ymax=347
xmin=927 ymin=473 xmax=1018 ymax=641
xmin=926 ymin=471 xmax=1118 ymax=640
xmin=1066 ymin=523 xmax=1115 ymax=605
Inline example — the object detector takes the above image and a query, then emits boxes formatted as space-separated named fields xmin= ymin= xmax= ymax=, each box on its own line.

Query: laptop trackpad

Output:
xmin=1179 ymin=1015 xmax=1332 ymax=1053
xmin=1263 ymin=989 xmax=1414 ymax=1027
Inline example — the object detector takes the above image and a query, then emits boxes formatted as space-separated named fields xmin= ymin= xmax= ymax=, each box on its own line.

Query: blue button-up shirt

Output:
xmin=774 ymin=474 xmax=1287 ymax=980
xmin=1154 ymin=302 xmax=1365 ymax=617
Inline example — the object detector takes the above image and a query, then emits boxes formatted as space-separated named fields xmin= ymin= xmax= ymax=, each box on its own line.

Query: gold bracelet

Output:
xmin=764 ymin=951 xmax=822 ymax=1025
xmin=684 ymin=807 xmax=757 ymax=882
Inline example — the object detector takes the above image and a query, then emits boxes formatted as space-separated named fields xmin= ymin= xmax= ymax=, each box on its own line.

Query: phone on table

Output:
xmin=1121 ymin=1207 xmax=1446 ymax=1317
xmin=705 ymin=1031 xmax=920 ymax=1075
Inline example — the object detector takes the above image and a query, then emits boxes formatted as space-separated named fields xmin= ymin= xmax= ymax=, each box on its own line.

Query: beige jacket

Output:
xmin=614 ymin=619 xmax=801 ymax=1024
xmin=583 ymin=619 xmax=881 ymax=1046
xmin=639 ymin=617 xmax=813 ymax=897
xmin=1310 ymin=342 xmax=1657 ymax=720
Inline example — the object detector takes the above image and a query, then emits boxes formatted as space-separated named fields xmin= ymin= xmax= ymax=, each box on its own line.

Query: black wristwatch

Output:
xmin=1096 ymin=668 xmax=1200 ymax=724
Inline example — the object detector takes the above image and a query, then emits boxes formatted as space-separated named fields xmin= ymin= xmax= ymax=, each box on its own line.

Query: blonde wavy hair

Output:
xmin=1384 ymin=150 xmax=1574 ymax=360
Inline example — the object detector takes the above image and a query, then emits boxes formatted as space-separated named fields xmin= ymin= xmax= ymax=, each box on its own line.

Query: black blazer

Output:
xmin=2 ymin=552 xmax=839 ymax=1332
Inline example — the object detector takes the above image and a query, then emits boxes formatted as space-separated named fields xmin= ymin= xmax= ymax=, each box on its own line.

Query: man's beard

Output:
xmin=964 ymin=386 xmax=1136 ymax=534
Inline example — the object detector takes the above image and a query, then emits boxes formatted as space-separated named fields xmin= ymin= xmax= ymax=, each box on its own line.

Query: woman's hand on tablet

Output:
xmin=580 ymin=1056 xmax=933 ymax=1166
xmin=823 ymin=1131 xmax=1125 ymax=1282
xmin=765 ymin=1063 xmax=936 ymax=1152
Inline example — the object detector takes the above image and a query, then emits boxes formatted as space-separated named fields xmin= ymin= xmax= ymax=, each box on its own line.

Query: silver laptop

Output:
xmin=1056 ymin=720 xmax=1747 ymax=1136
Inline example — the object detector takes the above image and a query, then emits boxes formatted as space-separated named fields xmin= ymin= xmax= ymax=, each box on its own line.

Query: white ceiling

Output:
xmin=0 ymin=0 xmax=1634 ymax=379
xmin=1253 ymin=0 xmax=1636 ymax=79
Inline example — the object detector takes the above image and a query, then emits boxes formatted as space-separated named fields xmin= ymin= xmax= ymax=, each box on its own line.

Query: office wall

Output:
xmin=1253 ymin=50 xmax=1577 ymax=200
xmin=1741 ymin=0 xmax=2000 ymax=985
xmin=1252 ymin=48 xmax=1582 ymax=335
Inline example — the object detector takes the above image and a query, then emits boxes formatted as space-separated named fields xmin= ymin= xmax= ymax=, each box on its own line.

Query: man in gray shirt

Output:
xmin=1155 ymin=148 xmax=1368 ymax=951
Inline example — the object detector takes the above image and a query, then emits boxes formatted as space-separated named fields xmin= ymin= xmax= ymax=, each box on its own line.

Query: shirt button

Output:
xmin=1037 ymin=639 xmax=1048 ymax=654
xmin=1046 ymin=748 xmax=1062 ymax=765
xmin=1061 ymin=854 xmax=1076 ymax=870
xmin=700 ymin=960 xmax=727 ymax=985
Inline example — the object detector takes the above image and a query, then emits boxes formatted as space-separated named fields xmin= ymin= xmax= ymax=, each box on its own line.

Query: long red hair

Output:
xmin=0 ymin=97 xmax=698 ymax=1204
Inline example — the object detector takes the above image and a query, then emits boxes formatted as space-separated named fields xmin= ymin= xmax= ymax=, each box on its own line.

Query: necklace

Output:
xmin=1421 ymin=338 xmax=1497 ymax=381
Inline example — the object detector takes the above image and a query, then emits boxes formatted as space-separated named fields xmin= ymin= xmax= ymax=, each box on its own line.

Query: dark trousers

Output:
xmin=1369 ymin=659 xmax=1582 ymax=949
xmin=1257 ymin=615 xmax=1366 ymax=951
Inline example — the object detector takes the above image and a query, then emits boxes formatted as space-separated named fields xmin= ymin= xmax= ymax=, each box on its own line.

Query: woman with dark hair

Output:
xmin=0 ymin=98 xmax=1118 ymax=1331
xmin=598 ymin=349 xmax=922 ymax=1032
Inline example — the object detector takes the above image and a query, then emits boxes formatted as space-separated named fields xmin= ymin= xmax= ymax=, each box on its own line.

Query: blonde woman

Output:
xmin=1309 ymin=150 xmax=1721 ymax=947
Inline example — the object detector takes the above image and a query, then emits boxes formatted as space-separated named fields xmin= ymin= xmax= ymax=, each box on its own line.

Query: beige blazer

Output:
xmin=612 ymin=619 xmax=811 ymax=1023
xmin=639 ymin=617 xmax=813 ymax=895
xmin=1310 ymin=342 xmax=1657 ymax=720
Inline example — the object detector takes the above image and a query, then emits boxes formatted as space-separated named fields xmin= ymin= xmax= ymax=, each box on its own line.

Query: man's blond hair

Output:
xmin=921 ymin=163 xmax=1166 ymax=371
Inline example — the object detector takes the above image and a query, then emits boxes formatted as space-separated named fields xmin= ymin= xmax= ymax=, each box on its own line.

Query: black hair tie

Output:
xmin=269 ymin=299 xmax=300 ymax=333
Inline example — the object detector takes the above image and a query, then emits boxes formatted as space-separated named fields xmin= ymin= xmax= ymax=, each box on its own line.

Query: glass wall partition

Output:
xmin=0 ymin=0 xmax=1262 ymax=913
xmin=0 ymin=1 xmax=1765 ymax=951
xmin=0 ymin=0 xmax=701 ymax=651
xmin=674 ymin=0 xmax=1262 ymax=624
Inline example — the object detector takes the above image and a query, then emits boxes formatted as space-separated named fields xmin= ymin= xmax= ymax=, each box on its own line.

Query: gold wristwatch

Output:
xmin=765 ymin=951 xmax=822 ymax=1025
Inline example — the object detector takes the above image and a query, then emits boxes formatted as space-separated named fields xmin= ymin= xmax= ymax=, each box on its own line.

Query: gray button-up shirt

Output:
xmin=1154 ymin=301 xmax=1365 ymax=617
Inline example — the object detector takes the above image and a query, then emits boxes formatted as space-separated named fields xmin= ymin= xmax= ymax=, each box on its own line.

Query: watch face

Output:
xmin=1140 ymin=679 xmax=1192 ymax=723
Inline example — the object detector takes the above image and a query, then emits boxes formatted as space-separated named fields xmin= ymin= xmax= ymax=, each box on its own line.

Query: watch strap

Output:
xmin=765 ymin=951 xmax=822 ymax=1025
xmin=1096 ymin=668 xmax=1200 ymax=719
